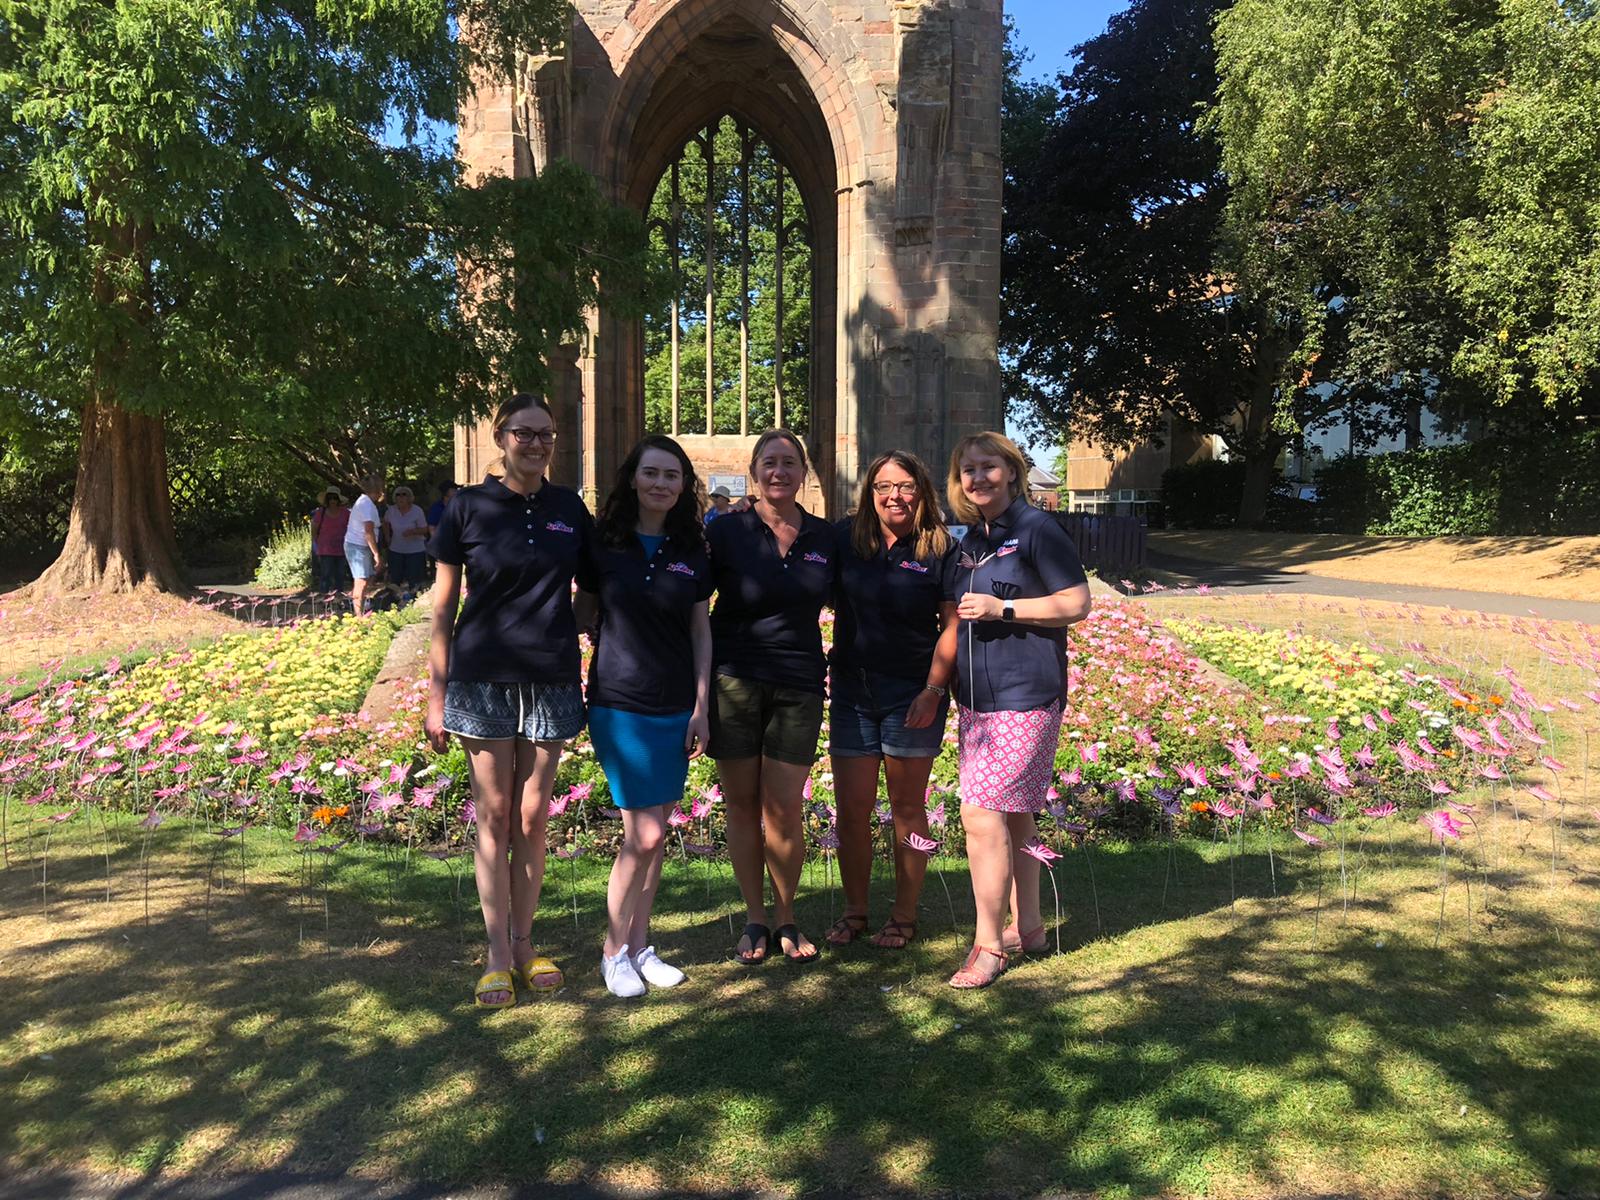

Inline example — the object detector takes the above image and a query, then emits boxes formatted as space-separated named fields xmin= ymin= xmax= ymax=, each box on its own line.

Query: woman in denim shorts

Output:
xmin=826 ymin=451 xmax=959 ymax=951
xmin=423 ymin=393 xmax=593 ymax=1009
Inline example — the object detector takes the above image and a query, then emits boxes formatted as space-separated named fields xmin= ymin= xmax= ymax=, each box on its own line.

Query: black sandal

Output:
xmin=773 ymin=923 xmax=821 ymax=966
xmin=732 ymin=922 xmax=770 ymax=966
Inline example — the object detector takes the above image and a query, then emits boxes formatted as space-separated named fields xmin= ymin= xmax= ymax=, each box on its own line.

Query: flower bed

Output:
xmin=0 ymin=601 xmax=1563 ymax=863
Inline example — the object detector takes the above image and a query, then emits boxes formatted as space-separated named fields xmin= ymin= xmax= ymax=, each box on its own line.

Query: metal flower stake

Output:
xmin=1021 ymin=839 xmax=1064 ymax=955
xmin=903 ymin=831 xmax=957 ymax=928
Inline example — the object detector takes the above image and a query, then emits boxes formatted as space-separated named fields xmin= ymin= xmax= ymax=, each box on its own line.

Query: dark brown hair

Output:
xmin=851 ymin=450 xmax=950 ymax=562
xmin=596 ymin=435 xmax=707 ymax=550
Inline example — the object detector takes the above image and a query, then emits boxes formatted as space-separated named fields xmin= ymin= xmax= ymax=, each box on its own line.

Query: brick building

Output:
xmin=455 ymin=0 xmax=1005 ymax=513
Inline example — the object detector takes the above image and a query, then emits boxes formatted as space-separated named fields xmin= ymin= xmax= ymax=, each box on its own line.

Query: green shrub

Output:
xmin=1315 ymin=431 xmax=1600 ymax=536
xmin=255 ymin=519 xmax=312 ymax=589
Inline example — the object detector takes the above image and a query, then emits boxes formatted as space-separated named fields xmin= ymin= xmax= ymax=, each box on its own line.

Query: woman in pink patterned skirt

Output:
xmin=946 ymin=432 xmax=1092 ymax=988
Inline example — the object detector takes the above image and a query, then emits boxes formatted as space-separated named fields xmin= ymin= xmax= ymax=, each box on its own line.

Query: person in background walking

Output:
xmin=345 ymin=474 xmax=384 ymax=614
xmin=383 ymin=486 xmax=429 ymax=595
xmin=826 ymin=451 xmax=959 ymax=951
xmin=577 ymin=435 xmax=712 ymax=998
xmin=310 ymin=489 xmax=350 ymax=593
xmin=946 ymin=432 xmax=1091 ymax=989
xmin=707 ymin=429 xmax=835 ymax=967
xmin=424 ymin=393 xmax=592 ymax=1009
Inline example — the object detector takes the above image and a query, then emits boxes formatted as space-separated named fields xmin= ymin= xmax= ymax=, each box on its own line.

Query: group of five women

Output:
xmin=423 ymin=393 xmax=1092 ymax=1008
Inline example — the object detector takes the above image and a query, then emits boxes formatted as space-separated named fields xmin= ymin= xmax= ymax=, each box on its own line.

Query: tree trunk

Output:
xmin=1238 ymin=449 xmax=1279 ymax=528
xmin=26 ymin=397 xmax=185 ymax=595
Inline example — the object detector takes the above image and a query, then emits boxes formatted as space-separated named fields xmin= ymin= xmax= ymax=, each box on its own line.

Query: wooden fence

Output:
xmin=1055 ymin=513 xmax=1147 ymax=577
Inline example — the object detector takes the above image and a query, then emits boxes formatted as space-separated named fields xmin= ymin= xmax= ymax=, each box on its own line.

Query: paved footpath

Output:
xmin=1140 ymin=549 xmax=1600 ymax=626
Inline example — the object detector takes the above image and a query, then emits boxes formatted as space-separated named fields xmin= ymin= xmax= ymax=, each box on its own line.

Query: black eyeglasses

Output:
xmin=502 ymin=427 xmax=557 ymax=446
xmin=871 ymin=482 xmax=918 ymax=497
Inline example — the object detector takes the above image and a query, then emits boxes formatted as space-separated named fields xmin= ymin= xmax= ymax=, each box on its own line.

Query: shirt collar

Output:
xmin=482 ymin=473 xmax=545 ymax=504
xmin=984 ymin=495 xmax=1029 ymax=534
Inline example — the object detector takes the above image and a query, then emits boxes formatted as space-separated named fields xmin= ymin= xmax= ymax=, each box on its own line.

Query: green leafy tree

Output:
xmin=1004 ymin=0 xmax=1364 ymax=525
xmin=1450 ymin=0 xmax=1600 ymax=408
xmin=0 ymin=1 xmax=653 ymax=593
xmin=642 ymin=116 xmax=812 ymax=441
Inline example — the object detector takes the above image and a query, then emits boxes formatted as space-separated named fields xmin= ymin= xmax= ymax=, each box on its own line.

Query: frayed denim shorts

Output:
xmin=443 ymin=680 xmax=586 ymax=743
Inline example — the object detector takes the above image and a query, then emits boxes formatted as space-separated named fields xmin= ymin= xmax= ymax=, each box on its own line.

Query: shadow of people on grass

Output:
xmin=0 ymin=823 xmax=1595 ymax=1198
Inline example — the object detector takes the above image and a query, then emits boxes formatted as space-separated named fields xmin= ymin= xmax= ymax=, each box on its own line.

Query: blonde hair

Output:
xmin=749 ymin=428 xmax=809 ymax=495
xmin=852 ymin=451 xmax=950 ymax=562
xmin=947 ymin=431 xmax=1030 ymax=524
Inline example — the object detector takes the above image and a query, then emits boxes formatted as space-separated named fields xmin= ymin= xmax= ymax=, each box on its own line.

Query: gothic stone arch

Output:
xmin=456 ymin=0 xmax=1004 ymax=514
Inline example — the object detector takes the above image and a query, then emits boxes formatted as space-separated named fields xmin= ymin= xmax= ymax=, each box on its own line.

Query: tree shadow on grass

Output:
xmin=0 ymin=822 xmax=1596 ymax=1198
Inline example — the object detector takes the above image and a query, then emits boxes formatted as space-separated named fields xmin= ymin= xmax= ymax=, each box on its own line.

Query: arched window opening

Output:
xmin=644 ymin=116 xmax=813 ymax=438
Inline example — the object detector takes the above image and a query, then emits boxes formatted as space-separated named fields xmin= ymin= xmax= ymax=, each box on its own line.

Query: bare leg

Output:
xmin=605 ymin=806 xmax=668 ymax=956
xmin=1006 ymin=811 xmax=1043 ymax=936
xmin=463 ymin=737 xmax=517 ymax=1004
xmin=828 ymin=754 xmax=879 ymax=940
xmin=962 ymin=803 xmax=1012 ymax=951
xmin=350 ymin=576 xmax=368 ymax=614
xmin=509 ymin=738 xmax=564 ymax=987
xmin=877 ymin=753 xmax=937 ymax=945
xmin=718 ymin=756 xmax=769 ymax=961
xmin=760 ymin=757 xmax=816 ymax=958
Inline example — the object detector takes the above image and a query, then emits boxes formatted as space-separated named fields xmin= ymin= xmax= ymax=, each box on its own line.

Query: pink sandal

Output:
xmin=948 ymin=944 xmax=1009 ymax=989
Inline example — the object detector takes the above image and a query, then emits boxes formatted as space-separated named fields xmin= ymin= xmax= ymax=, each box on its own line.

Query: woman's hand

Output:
xmin=957 ymin=591 xmax=1004 ymax=622
xmin=424 ymin=700 xmax=450 ymax=754
xmin=904 ymin=688 xmax=943 ymax=730
xmin=685 ymin=707 xmax=711 ymax=760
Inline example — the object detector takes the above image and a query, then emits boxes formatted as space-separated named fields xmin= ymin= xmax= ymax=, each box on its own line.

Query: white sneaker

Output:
xmin=602 ymin=944 xmax=646 ymax=998
xmin=632 ymin=945 xmax=686 ymax=988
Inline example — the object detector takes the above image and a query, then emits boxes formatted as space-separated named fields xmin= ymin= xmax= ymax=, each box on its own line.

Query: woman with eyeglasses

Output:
xmin=825 ymin=451 xmax=959 ymax=951
xmin=424 ymin=392 xmax=593 ymax=1009
xmin=946 ymin=432 xmax=1091 ymax=989
xmin=706 ymin=428 xmax=836 ymax=967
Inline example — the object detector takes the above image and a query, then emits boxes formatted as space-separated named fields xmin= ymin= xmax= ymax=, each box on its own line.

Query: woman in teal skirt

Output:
xmin=577 ymin=436 xmax=713 ymax=998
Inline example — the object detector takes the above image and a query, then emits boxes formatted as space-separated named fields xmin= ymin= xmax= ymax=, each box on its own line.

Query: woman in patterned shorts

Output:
xmin=946 ymin=432 xmax=1092 ymax=989
xmin=424 ymin=392 xmax=594 ymax=1009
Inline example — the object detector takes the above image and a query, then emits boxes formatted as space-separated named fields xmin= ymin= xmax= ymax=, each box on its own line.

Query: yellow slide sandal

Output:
xmin=474 ymin=969 xmax=516 ymax=1009
xmin=513 ymin=956 xmax=563 ymax=995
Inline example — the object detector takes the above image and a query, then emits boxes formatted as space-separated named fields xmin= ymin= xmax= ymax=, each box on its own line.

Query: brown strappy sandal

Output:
xmin=825 ymin=912 xmax=870 ymax=945
xmin=872 ymin=916 xmax=918 ymax=950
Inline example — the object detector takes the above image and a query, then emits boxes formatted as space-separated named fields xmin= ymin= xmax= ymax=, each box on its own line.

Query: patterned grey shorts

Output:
xmin=443 ymin=680 xmax=586 ymax=743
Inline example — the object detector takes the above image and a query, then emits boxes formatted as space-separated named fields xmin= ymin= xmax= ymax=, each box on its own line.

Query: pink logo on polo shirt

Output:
xmin=898 ymin=560 xmax=931 ymax=575
xmin=995 ymin=538 xmax=1020 ymax=558
xmin=666 ymin=561 xmax=696 ymax=577
xmin=545 ymin=520 xmax=576 ymax=534
xmin=803 ymin=551 xmax=829 ymax=565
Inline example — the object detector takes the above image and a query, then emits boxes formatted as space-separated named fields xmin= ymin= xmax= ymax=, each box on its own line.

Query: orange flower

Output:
xmin=1268 ymin=771 xmax=1283 ymax=780
xmin=311 ymin=805 xmax=335 ymax=826
xmin=1489 ymin=695 xmax=1505 ymax=706
xmin=1451 ymin=699 xmax=1466 ymax=708
xmin=1189 ymin=800 xmax=1210 ymax=813
xmin=1467 ymin=704 xmax=1480 ymax=714
xmin=333 ymin=804 xmax=350 ymax=818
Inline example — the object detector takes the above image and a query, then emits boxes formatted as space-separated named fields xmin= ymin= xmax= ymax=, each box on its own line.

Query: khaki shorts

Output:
xmin=708 ymin=675 xmax=824 ymax=766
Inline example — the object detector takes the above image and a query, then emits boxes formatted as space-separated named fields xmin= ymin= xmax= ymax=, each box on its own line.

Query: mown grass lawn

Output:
xmin=2 ymin=801 xmax=1596 ymax=1198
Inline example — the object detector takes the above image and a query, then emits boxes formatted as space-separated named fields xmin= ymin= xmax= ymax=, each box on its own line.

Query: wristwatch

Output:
xmin=1002 ymin=599 xmax=1017 ymax=622
xmin=923 ymin=683 xmax=948 ymax=698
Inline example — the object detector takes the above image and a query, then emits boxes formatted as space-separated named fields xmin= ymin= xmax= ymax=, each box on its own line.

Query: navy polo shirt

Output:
xmin=707 ymin=507 xmax=836 ymax=695
xmin=831 ymin=519 xmax=960 ymax=683
xmin=426 ymin=475 xmax=594 ymax=686
xmin=949 ymin=496 xmax=1088 ymax=713
xmin=577 ymin=533 xmax=713 ymax=715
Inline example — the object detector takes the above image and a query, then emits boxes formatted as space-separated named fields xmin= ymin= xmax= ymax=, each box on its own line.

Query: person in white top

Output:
xmin=344 ymin=474 xmax=385 ymax=614
xmin=383 ymin=486 xmax=430 ymax=592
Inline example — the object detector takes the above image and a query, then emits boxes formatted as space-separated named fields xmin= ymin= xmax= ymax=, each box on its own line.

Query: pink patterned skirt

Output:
xmin=957 ymin=703 xmax=1064 ymax=813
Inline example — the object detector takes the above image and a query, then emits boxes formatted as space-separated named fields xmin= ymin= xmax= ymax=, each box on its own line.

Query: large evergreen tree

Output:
xmin=0 ymin=1 xmax=652 ymax=593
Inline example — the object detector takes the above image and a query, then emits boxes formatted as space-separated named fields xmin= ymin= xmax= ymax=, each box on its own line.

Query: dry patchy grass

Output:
xmin=0 ymin=589 xmax=243 ymax=684
xmin=1150 ymin=529 xmax=1600 ymax=602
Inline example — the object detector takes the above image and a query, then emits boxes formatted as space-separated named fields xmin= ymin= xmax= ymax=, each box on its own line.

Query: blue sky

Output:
xmin=1001 ymin=1 xmax=1129 ymax=456
xmin=1005 ymin=0 xmax=1130 ymax=83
